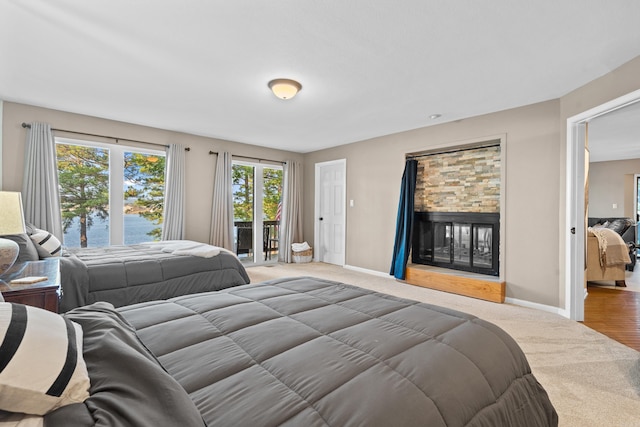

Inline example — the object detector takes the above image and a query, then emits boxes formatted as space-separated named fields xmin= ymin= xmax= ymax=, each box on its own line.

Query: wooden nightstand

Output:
xmin=0 ymin=258 xmax=61 ymax=313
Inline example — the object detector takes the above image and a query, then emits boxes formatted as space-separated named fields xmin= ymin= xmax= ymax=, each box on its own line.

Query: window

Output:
xmin=232 ymin=161 xmax=283 ymax=264
xmin=56 ymin=138 xmax=165 ymax=248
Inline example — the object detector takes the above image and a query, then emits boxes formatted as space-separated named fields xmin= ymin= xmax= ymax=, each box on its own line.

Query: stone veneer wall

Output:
xmin=414 ymin=145 xmax=500 ymax=213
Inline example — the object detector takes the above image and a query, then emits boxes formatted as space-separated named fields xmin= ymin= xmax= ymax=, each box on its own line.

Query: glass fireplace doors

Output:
xmin=412 ymin=212 xmax=499 ymax=276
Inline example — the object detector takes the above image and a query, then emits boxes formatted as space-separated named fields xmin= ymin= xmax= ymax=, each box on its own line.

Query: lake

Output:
xmin=63 ymin=214 xmax=160 ymax=248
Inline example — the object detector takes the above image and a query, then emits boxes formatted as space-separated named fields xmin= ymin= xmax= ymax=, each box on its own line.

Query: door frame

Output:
xmin=314 ymin=159 xmax=346 ymax=265
xmin=565 ymin=88 xmax=640 ymax=320
xmin=635 ymin=174 xmax=640 ymax=245
xmin=231 ymin=159 xmax=283 ymax=266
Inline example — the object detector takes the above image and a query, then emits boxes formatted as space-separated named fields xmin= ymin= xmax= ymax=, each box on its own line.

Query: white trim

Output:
xmin=55 ymin=136 xmax=165 ymax=156
xmin=565 ymin=121 xmax=587 ymax=321
xmin=0 ymin=100 xmax=3 ymax=189
xmin=314 ymin=159 xmax=346 ymax=265
xmin=346 ymin=263 xmax=570 ymax=317
xmin=505 ymin=297 xmax=569 ymax=317
xmin=344 ymin=264 xmax=391 ymax=278
xmin=635 ymin=174 xmax=640 ymax=245
xmin=109 ymin=145 xmax=125 ymax=243
xmin=498 ymin=135 xmax=507 ymax=281
xmin=565 ymin=88 xmax=640 ymax=320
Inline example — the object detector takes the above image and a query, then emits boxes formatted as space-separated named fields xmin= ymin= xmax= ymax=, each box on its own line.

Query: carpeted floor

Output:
xmin=247 ymin=262 xmax=640 ymax=427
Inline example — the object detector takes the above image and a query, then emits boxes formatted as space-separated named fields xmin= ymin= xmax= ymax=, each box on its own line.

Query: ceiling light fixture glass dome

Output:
xmin=268 ymin=79 xmax=302 ymax=100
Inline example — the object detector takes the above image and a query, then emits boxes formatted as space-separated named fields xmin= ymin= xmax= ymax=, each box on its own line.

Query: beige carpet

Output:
xmin=247 ymin=262 xmax=640 ymax=427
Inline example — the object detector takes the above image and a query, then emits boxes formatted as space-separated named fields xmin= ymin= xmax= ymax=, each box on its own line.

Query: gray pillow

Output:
xmin=606 ymin=218 xmax=632 ymax=236
xmin=2 ymin=233 xmax=39 ymax=262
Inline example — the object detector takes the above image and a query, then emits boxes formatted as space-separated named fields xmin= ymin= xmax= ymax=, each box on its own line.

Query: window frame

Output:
xmin=55 ymin=137 xmax=166 ymax=247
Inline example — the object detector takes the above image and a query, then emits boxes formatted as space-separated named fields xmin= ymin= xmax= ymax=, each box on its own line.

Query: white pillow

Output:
xmin=0 ymin=303 xmax=90 ymax=415
xmin=29 ymin=229 xmax=62 ymax=258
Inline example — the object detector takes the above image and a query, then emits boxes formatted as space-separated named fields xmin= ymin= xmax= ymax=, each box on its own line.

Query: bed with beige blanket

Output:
xmin=586 ymin=227 xmax=631 ymax=286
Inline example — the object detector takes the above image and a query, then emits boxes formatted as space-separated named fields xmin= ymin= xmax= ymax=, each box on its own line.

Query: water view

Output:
xmin=63 ymin=214 xmax=160 ymax=248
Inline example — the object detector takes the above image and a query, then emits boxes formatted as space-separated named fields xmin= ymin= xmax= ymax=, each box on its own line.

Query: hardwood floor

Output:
xmin=584 ymin=285 xmax=640 ymax=351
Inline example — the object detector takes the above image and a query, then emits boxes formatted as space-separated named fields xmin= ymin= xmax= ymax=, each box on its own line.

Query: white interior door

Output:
xmin=315 ymin=160 xmax=346 ymax=265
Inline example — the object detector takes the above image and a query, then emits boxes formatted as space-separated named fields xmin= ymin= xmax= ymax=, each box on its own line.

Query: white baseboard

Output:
xmin=505 ymin=297 xmax=568 ymax=317
xmin=343 ymin=264 xmax=391 ymax=278
xmin=344 ymin=263 xmax=570 ymax=317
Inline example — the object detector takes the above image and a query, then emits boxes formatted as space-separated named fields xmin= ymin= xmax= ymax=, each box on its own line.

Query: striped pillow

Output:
xmin=0 ymin=303 xmax=90 ymax=415
xmin=29 ymin=229 xmax=62 ymax=258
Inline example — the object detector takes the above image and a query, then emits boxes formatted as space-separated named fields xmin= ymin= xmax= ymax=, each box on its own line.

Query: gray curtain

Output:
xmin=22 ymin=122 xmax=63 ymax=240
xmin=279 ymin=161 xmax=303 ymax=263
xmin=209 ymin=152 xmax=234 ymax=250
xmin=161 ymin=143 xmax=186 ymax=240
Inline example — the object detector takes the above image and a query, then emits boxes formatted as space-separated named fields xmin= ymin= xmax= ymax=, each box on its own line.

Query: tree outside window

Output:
xmin=232 ymin=165 xmax=282 ymax=221
xmin=124 ymin=152 xmax=165 ymax=240
xmin=57 ymin=142 xmax=165 ymax=248
xmin=57 ymin=144 xmax=109 ymax=248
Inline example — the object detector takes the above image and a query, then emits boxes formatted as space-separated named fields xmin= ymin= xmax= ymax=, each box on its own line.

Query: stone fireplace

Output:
xmin=412 ymin=143 xmax=501 ymax=277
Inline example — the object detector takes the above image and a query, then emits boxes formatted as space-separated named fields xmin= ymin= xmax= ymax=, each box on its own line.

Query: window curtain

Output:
xmin=390 ymin=159 xmax=418 ymax=279
xmin=279 ymin=161 xmax=303 ymax=263
xmin=209 ymin=152 xmax=234 ymax=250
xmin=161 ymin=143 xmax=186 ymax=240
xmin=21 ymin=122 xmax=63 ymax=240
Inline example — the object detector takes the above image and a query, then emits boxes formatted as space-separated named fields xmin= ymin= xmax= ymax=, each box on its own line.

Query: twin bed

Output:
xmin=1 ymin=271 xmax=558 ymax=426
xmin=57 ymin=240 xmax=250 ymax=312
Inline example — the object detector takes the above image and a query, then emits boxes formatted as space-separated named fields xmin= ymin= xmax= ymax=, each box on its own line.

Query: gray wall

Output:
xmin=3 ymin=55 xmax=640 ymax=310
xmin=305 ymin=55 xmax=640 ymax=309
xmin=1 ymin=102 xmax=304 ymax=243
xmin=303 ymin=101 xmax=561 ymax=306
xmin=589 ymin=159 xmax=640 ymax=219
xmin=558 ymin=55 xmax=640 ymax=307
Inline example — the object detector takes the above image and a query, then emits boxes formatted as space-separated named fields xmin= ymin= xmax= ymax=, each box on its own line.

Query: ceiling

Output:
xmin=588 ymin=100 xmax=640 ymax=162
xmin=1 ymin=1 xmax=640 ymax=154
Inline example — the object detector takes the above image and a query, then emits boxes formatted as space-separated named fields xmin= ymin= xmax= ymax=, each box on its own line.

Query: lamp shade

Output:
xmin=268 ymin=79 xmax=302 ymax=100
xmin=0 ymin=192 xmax=26 ymax=236
xmin=0 ymin=192 xmax=27 ymax=276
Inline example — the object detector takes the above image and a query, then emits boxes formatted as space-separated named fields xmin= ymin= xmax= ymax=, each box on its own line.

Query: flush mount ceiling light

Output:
xmin=268 ymin=78 xmax=302 ymax=100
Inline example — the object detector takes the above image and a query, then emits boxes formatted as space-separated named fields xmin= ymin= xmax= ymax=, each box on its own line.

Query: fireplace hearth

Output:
xmin=412 ymin=212 xmax=499 ymax=276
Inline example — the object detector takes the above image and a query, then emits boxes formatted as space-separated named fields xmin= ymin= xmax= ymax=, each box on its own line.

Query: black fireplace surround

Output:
xmin=412 ymin=212 xmax=499 ymax=276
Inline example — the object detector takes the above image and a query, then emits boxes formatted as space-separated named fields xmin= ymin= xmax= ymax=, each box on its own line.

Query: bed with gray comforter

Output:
xmin=50 ymin=276 xmax=558 ymax=426
xmin=58 ymin=241 xmax=250 ymax=312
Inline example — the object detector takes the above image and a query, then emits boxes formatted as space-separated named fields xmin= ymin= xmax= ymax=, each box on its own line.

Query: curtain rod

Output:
xmin=208 ymin=150 xmax=286 ymax=165
xmin=406 ymin=141 xmax=500 ymax=160
xmin=21 ymin=122 xmax=190 ymax=151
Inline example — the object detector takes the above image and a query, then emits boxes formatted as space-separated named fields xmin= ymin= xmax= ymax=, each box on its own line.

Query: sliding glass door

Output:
xmin=232 ymin=161 xmax=283 ymax=264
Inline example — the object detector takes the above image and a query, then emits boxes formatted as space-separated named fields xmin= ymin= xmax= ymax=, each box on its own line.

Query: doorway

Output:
xmin=566 ymin=88 xmax=640 ymax=321
xmin=314 ymin=159 xmax=346 ymax=266
xmin=232 ymin=160 xmax=283 ymax=265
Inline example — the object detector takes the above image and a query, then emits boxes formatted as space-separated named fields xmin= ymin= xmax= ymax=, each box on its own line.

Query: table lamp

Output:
xmin=0 ymin=191 xmax=27 ymax=276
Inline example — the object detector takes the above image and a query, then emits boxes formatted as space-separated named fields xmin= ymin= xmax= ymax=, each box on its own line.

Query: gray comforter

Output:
xmin=53 ymin=277 xmax=558 ymax=426
xmin=58 ymin=243 xmax=250 ymax=312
